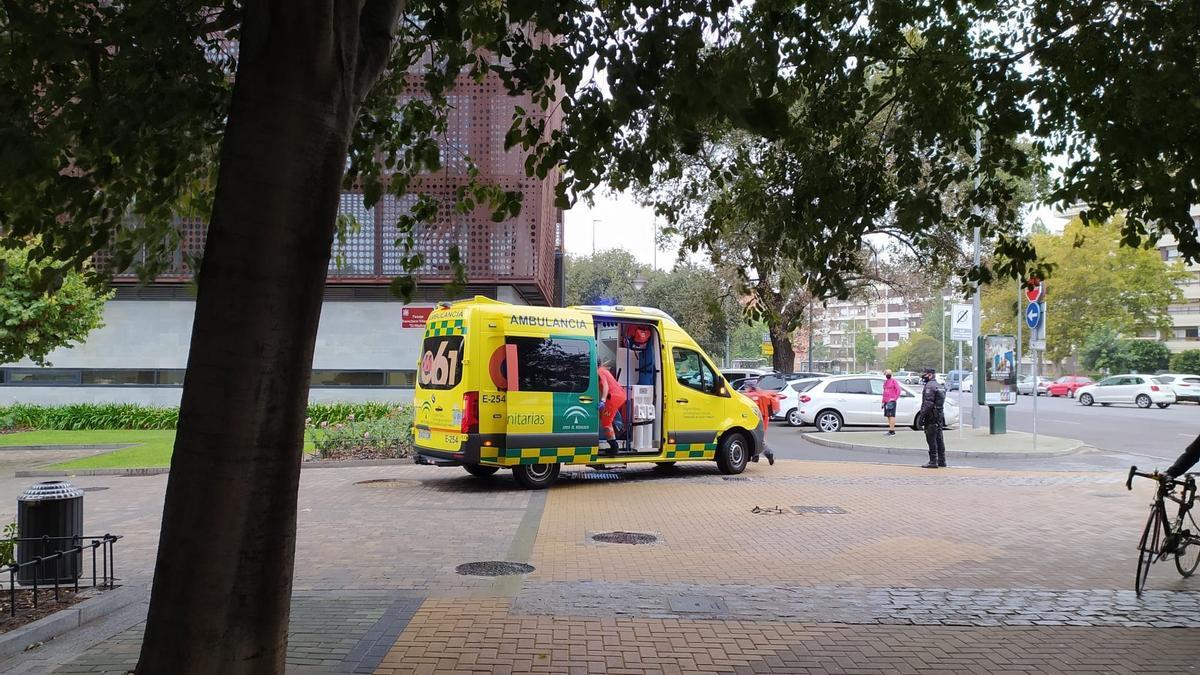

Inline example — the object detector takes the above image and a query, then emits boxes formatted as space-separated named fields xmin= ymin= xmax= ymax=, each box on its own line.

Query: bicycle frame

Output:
xmin=1128 ymin=467 xmax=1197 ymax=553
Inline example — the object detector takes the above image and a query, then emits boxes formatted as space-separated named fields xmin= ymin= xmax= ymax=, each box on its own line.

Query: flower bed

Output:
xmin=305 ymin=406 xmax=414 ymax=461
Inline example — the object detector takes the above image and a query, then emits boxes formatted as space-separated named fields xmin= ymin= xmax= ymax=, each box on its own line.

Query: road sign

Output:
xmin=761 ymin=343 xmax=774 ymax=356
xmin=950 ymin=304 xmax=973 ymax=341
xmin=1024 ymin=302 xmax=1042 ymax=330
xmin=1030 ymin=339 xmax=1046 ymax=351
xmin=1025 ymin=279 xmax=1043 ymax=303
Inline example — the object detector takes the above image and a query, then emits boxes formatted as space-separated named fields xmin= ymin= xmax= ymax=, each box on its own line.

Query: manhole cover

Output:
xmin=791 ymin=505 xmax=848 ymax=514
xmin=354 ymin=478 xmax=422 ymax=487
xmin=81 ymin=486 xmax=109 ymax=492
xmin=668 ymin=595 xmax=728 ymax=613
xmin=455 ymin=561 xmax=535 ymax=576
xmin=592 ymin=531 xmax=658 ymax=545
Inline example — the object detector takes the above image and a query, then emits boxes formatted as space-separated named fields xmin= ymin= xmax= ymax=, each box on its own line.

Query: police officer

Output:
xmin=919 ymin=367 xmax=947 ymax=469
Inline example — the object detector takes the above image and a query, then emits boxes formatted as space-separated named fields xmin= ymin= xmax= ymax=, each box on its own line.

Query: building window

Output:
xmin=1174 ymin=328 xmax=1200 ymax=340
xmin=6 ymin=370 xmax=82 ymax=385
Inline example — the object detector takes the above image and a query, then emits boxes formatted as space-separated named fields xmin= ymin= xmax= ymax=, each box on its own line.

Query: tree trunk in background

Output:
xmin=770 ymin=325 xmax=795 ymax=372
xmin=137 ymin=3 xmax=401 ymax=672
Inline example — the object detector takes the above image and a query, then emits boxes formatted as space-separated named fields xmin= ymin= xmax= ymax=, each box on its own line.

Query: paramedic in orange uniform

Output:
xmin=743 ymin=382 xmax=777 ymax=465
xmin=598 ymin=358 xmax=627 ymax=455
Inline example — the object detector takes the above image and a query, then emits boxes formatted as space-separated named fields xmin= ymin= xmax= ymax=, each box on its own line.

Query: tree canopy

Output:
xmin=982 ymin=218 xmax=1185 ymax=365
xmin=0 ymin=247 xmax=110 ymax=365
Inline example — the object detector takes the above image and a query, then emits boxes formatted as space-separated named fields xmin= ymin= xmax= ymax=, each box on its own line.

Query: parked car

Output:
xmin=1075 ymin=375 xmax=1176 ymax=409
xmin=1016 ymin=375 xmax=1052 ymax=396
xmin=797 ymin=374 xmax=960 ymax=432
xmin=779 ymin=371 xmax=830 ymax=380
xmin=961 ymin=374 xmax=974 ymax=393
xmin=1152 ymin=373 xmax=1200 ymax=403
xmin=773 ymin=378 xmax=825 ymax=426
xmin=721 ymin=368 xmax=772 ymax=386
xmin=1046 ymin=375 xmax=1094 ymax=398
xmin=945 ymin=370 xmax=971 ymax=390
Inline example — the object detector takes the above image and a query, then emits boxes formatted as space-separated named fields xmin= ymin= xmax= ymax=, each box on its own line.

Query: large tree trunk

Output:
xmin=137 ymin=3 xmax=401 ymax=672
xmin=770 ymin=325 xmax=795 ymax=372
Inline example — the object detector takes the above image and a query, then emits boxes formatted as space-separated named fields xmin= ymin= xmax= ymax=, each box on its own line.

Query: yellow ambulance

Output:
xmin=412 ymin=297 xmax=765 ymax=488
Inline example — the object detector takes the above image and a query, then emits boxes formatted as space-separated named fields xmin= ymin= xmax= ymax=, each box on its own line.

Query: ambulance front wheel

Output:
xmin=716 ymin=433 xmax=749 ymax=475
xmin=463 ymin=463 xmax=499 ymax=478
xmin=512 ymin=462 xmax=561 ymax=489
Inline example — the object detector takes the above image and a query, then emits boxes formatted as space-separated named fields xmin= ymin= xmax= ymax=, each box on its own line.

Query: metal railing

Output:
xmin=1 ymin=534 xmax=122 ymax=617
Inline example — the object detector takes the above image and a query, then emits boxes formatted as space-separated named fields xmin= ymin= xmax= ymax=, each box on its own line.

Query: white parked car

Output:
xmin=960 ymin=374 xmax=974 ymax=393
xmin=1152 ymin=373 xmax=1200 ymax=403
xmin=1017 ymin=375 xmax=1052 ymax=396
xmin=1076 ymin=374 xmax=1176 ymax=409
xmin=773 ymin=378 xmax=824 ymax=426
xmin=797 ymin=374 xmax=960 ymax=432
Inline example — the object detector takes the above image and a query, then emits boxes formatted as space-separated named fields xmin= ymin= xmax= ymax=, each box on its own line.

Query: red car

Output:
xmin=1046 ymin=375 xmax=1094 ymax=398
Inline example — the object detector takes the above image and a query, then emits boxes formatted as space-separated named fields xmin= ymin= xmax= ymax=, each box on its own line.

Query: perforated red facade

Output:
xmin=112 ymin=70 xmax=564 ymax=305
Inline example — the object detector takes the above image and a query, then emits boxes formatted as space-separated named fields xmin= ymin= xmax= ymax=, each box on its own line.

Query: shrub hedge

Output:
xmin=0 ymin=402 xmax=407 ymax=431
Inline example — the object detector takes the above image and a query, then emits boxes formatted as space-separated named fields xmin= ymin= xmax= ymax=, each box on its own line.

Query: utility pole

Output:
xmin=971 ymin=126 xmax=982 ymax=430
xmin=591 ymin=218 xmax=598 ymax=255
xmin=941 ymin=293 xmax=947 ymax=374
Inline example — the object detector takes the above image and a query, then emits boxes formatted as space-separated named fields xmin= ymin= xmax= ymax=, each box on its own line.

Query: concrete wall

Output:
xmin=0 ymin=290 xmax=526 ymax=404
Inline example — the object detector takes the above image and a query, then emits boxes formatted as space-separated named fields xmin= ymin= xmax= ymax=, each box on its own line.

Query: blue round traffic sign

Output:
xmin=1025 ymin=302 xmax=1042 ymax=329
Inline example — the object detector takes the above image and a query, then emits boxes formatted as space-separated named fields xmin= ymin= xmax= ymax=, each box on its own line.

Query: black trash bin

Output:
xmin=17 ymin=481 xmax=84 ymax=585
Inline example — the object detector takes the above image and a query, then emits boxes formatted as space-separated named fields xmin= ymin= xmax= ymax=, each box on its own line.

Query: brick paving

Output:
xmin=0 ymin=458 xmax=1194 ymax=673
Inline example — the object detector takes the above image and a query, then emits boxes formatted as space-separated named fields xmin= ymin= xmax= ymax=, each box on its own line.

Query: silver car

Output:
xmin=1016 ymin=375 xmax=1051 ymax=396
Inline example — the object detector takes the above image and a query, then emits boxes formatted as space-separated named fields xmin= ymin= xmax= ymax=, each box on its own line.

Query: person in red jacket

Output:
xmin=742 ymin=382 xmax=777 ymax=465
xmin=598 ymin=358 xmax=627 ymax=455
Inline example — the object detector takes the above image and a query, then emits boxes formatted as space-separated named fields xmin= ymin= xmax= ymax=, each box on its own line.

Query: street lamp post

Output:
xmin=591 ymin=218 xmax=599 ymax=255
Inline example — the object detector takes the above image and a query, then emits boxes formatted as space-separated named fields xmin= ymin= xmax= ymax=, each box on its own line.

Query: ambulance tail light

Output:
xmin=461 ymin=391 xmax=479 ymax=434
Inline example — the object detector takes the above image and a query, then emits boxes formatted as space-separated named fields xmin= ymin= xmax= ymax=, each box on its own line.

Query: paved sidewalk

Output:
xmin=803 ymin=427 xmax=1086 ymax=457
xmin=0 ymin=459 xmax=1195 ymax=673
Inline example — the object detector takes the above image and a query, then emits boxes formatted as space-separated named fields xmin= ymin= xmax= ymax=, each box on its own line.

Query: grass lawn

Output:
xmin=0 ymin=430 xmax=315 ymax=470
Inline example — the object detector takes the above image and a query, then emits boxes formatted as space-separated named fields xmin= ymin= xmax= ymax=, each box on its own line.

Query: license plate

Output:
xmin=417 ymin=428 xmax=431 ymax=440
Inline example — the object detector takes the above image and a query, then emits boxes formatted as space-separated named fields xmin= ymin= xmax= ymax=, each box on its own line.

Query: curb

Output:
xmin=0 ymin=444 xmax=135 ymax=453
xmin=0 ymin=585 xmax=144 ymax=662
xmin=801 ymin=432 xmax=1088 ymax=459
xmin=16 ymin=457 xmax=414 ymax=478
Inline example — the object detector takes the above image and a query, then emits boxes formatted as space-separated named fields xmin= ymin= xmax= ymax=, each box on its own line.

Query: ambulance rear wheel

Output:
xmin=716 ymin=433 xmax=749 ymax=475
xmin=463 ymin=463 xmax=499 ymax=478
xmin=512 ymin=462 xmax=561 ymax=489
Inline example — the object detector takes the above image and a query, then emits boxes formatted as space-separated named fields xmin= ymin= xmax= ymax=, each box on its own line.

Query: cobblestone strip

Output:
xmin=52 ymin=591 xmax=426 ymax=674
xmin=514 ymin=580 xmax=1200 ymax=627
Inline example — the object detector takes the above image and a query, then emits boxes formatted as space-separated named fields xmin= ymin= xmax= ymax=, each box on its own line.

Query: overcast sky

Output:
xmin=562 ymin=191 xmax=1066 ymax=268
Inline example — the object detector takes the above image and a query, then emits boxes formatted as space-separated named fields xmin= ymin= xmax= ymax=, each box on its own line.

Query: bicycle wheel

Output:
xmin=1175 ymin=511 xmax=1200 ymax=578
xmin=1136 ymin=507 xmax=1163 ymax=596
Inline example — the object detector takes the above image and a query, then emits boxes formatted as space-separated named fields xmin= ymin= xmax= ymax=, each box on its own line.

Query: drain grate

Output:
xmin=81 ymin=486 xmax=109 ymax=492
xmin=791 ymin=505 xmax=848 ymax=514
xmin=722 ymin=476 xmax=752 ymax=482
xmin=455 ymin=561 xmax=535 ymax=576
xmin=592 ymin=531 xmax=657 ymax=545
xmin=667 ymin=595 xmax=728 ymax=613
xmin=564 ymin=471 xmax=621 ymax=480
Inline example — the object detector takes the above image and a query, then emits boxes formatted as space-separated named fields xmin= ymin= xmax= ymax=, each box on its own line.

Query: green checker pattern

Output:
xmin=426 ymin=319 xmax=467 ymax=337
xmin=664 ymin=443 xmax=717 ymax=460
xmin=508 ymin=446 xmax=597 ymax=465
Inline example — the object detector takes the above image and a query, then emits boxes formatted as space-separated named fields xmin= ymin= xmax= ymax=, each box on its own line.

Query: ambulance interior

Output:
xmin=594 ymin=320 xmax=663 ymax=455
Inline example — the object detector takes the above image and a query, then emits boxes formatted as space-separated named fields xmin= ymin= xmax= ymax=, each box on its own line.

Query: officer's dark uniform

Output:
xmin=920 ymin=373 xmax=947 ymax=468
